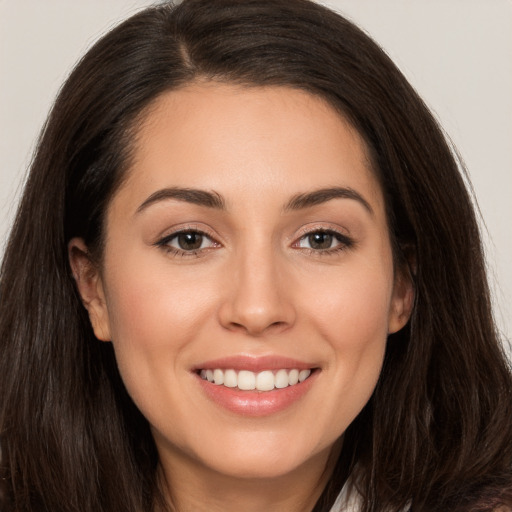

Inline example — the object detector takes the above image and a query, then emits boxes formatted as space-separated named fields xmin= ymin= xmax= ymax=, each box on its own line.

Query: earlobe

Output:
xmin=388 ymin=269 xmax=415 ymax=334
xmin=68 ymin=238 xmax=111 ymax=342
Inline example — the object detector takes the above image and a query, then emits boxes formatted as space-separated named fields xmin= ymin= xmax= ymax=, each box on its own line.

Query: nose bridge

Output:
xmin=218 ymin=233 xmax=295 ymax=335
xmin=239 ymin=241 xmax=278 ymax=301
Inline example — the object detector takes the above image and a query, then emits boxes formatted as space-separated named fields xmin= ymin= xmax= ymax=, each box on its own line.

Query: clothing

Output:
xmin=329 ymin=484 xmax=411 ymax=511
xmin=328 ymin=483 xmax=361 ymax=512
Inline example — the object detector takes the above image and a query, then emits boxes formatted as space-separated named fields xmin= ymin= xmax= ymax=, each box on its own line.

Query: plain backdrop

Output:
xmin=0 ymin=0 xmax=511 ymax=345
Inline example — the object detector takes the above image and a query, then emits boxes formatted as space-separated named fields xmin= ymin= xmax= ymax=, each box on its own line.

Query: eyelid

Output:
xmin=155 ymin=224 xmax=219 ymax=243
xmin=154 ymin=224 xmax=222 ymax=256
xmin=292 ymin=222 xmax=351 ymax=242
xmin=153 ymin=222 xmax=354 ymax=257
xmin=290 ymin=223 xmax=355 ymax=253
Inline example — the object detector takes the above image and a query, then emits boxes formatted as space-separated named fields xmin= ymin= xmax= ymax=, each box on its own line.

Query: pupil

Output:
xmin=178 ymin=233 xmax=202 ymax=250
xmin=309 ymin=232 xmax=332 ymax=250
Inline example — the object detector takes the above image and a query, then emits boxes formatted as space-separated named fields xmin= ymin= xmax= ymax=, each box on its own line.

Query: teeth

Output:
xmin=238 ymin=370 xmax=256 ymax=390
xmin=199 ymin=368 xmax=312 ymax=391
xmin=256 ymin=370 xmax=274 ymax=391
xmin=275 ymin=369 xmax=289 ymax=389
xmin=213 ymin=369 xmax=224 ymax=385
xmin=288 ymin=369 xmax=299 ymax=385
xmin=223 ymin=369 xmax=237 ymax=388
xmin=298 ymin=369 xmax=311 ymax=382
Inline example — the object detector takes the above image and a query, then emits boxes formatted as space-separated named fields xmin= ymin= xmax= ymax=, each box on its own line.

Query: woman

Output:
xmin=1 ymin=0 xmax=511 ymax=510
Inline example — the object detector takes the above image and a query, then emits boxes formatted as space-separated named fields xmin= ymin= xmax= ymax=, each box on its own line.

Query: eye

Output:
xmin=156 ymin=229 xmax=219 ymax=254
xmin=295 ymin=229 xmax=353 ymax=252
xmin=300 ymin=231 xmax=336 ymax=250
xmin=170 ymin=232 xmax=209 ymax=251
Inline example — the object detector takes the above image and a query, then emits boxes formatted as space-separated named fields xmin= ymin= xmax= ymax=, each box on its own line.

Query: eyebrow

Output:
xmin=284 ymin=187 xmax=373 ymax=215
xmin=135 ymin=185 xmax=373 ymax=215
xmin=136 ymin=187 xmax=226 ymax=213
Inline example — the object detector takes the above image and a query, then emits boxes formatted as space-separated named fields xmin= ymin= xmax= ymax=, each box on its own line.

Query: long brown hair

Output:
xmin=1 ymin=1 xmax=511 ymax=510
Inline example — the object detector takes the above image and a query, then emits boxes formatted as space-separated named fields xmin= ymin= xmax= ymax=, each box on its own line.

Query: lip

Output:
xmin=193 ymin=354 xmax=315 ymax=373
xmin=192 ymin=355 xmax=319 ymax=417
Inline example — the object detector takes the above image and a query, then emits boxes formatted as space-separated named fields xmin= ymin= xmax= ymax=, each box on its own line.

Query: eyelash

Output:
xmin=155 ymin=228 xmax=219 ymax=258
xmin=155 ymin=227 xmax=354 ymax=258
xmin=293 ymin=229 xmax=355 ymax=256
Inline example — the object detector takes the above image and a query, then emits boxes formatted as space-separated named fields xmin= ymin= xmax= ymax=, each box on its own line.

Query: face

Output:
xmin=71 ymin=83 xmax=412 ymax=485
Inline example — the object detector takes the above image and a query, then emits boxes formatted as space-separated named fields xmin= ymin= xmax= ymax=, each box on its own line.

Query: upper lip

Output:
xmin=193 ymin=355 xmax=316 ymax=373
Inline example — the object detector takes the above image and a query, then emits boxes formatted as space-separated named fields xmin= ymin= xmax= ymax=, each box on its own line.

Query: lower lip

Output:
xmin=195 ymin=371 xmax=318 ymax=417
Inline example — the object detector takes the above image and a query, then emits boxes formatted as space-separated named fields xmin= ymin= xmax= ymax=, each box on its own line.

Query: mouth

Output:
xmin=193 ymin=356 xmax=319 ymax=416
xmin=197 ymin=367 xmax=313 ymax=391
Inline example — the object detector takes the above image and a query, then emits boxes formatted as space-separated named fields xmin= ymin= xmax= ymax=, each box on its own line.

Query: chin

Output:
xmin=203 ymin=454 xmax=308 ymax=481
xmin=195 ymin=432 xmax=334 ymax=481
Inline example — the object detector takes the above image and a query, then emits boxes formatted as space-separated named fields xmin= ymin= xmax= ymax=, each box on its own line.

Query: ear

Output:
xmin=388 ymin=265 xmax=415 ymax=334
xmin=68 ymin=238 xmax=111 ymax=342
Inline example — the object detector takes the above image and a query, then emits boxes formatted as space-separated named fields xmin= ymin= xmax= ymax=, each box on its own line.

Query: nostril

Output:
xmin=268 ymin=320 xmax=288 ymax=330
xmin=225 ymin=319 xmax=291 ymax=336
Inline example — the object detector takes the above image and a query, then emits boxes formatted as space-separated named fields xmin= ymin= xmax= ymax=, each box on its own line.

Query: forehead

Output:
xmin=117 ymin=82 xmax=384 ymax=214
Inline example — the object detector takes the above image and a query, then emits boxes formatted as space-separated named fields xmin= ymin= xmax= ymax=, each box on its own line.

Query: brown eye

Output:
xmin=158 ymin=230 xmax=218 ymax=253
xmin=176 ymin=232 xmax=204 ymax=250
xmin=307 ymin=232 xmax=334 ymax=250
xmin=295 ymin=229 xmax=353 ymax=253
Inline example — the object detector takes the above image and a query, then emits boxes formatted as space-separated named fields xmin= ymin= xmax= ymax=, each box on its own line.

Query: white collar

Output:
xmin=328 ymin=481 xmax=361 ymax=512
xmin=328 ymin=483 xmax=410 ymax=512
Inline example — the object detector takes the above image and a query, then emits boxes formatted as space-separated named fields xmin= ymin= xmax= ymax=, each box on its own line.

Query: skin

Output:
xmin=70 ymin=83 xmax=413 ymax=512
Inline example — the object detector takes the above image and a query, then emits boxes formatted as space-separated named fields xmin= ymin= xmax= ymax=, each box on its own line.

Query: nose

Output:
xmin=217 ymin=246 xmax=296 ymax=336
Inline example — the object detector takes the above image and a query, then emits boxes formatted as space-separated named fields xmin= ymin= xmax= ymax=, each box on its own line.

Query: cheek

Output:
xmin=104 ymin=246 xmax=219 ymax=342
xmin=305 ymin=259 xmax=394 ymax=345
xmin=300 ymin=260 xmax=393 ymax=421
xmin=101 ymin=252 xmax=219 ymax=406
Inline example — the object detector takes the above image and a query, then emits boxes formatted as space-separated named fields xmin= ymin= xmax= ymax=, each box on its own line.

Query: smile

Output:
xmin=199 ymin=368 xmax=312 ymax=391
xmin=194 ymin=356 xmax=318 ymax=416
